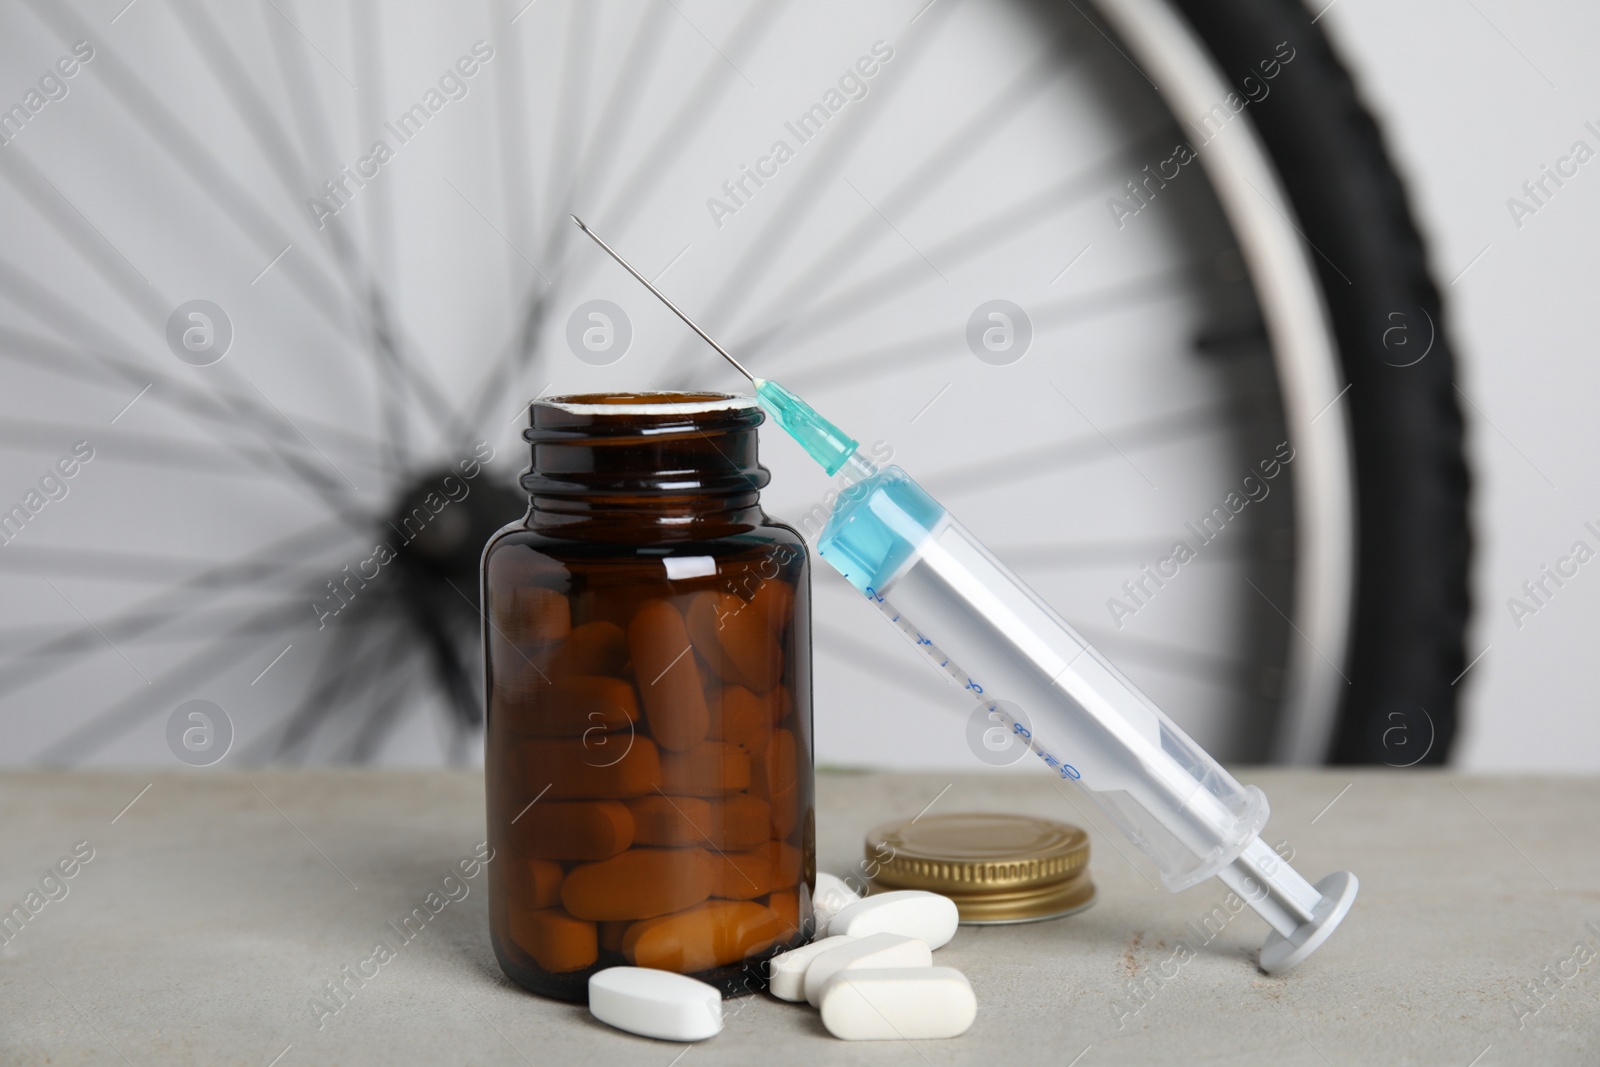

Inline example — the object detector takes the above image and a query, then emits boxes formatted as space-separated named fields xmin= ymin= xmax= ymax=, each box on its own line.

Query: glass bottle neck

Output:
xmin=521 ymin=393 xmax=770 ymax=537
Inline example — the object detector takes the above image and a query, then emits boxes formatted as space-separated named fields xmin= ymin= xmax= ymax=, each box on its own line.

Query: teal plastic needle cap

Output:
xmin=755 ymin=378 xmax=858 ymax=475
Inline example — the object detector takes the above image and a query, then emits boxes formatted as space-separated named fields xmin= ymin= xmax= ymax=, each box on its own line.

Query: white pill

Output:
xmin=819 ymin=967 xmax=976 ymax=1041
xmin=827 ymin=890 xmax=960 ymax=949
xmin=803 ymin=932 xmax=932 ymax=1006
xmin=812 ymin=872 xmax=861 ymax=936
xmin=815 ymin=872 xmax=861 ymax=912
xmin=588 ymin=967 xmax=722 ymax=1042
xmin=765 ymin=935 xmax=855 ymax=1002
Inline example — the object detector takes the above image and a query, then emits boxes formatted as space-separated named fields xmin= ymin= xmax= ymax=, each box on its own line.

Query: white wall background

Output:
xmin=1320 ymin=1 xmax=1600 ymax=770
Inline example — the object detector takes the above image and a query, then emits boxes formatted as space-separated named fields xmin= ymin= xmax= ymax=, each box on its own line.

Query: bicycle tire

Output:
xmin=1168 ymin=0 xmax=1472 ymax=764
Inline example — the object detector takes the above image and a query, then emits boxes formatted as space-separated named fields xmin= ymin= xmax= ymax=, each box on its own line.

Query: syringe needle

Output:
xmin=570 ymin=214 xmax=859 ymax=476
xmin=569 ymin=214 xmax=756 ymax=384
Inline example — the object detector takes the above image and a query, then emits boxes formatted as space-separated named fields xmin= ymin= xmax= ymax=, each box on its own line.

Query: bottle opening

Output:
xmin=522 ymin=391 xmax=770 ymax=523
xmin=538 ymin=391 xmax=759 ymax=417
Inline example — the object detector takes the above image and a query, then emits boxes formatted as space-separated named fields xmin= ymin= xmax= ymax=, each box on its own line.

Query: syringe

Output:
xmin=571 ymin=215 xmax=1358 ymax=973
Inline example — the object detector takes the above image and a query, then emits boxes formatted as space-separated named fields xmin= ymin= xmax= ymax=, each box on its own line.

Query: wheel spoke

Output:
xmin=443 ymin=0 xmax=611 ymax=441
xmin=0 ymin=149 xmax=170 ymax=323
xmin=0 ymin=519 xmax=359 ymax=685
xmin=31 ymin=599 xmax=309 ymax=765
xmin=0 ymin=285 xmax=377 ymax=520
xmin=20 ymin=0 xmax=356 ymax=344
xmin=254 ymin=593 xmax=400 ymax=763
xmin=0 ymin=546 xmax=347 ymax=592
xmin=922 ymin=394 xmax=1276 ymax=496
xmin=654 ymin=0 xmax=962 ymax=385
xmin=698 ymin=34 xmax=1091 ymax=375
xmin=583 ymin=0 xmax=790 ymax=255
xmin=743 ymin=130 xmax=1177 ymax=368
xmin=257 ymin=0 xmax=453 ymax=452
xmin=340 ymin=630 xmax=426 ymax=763
xmin=811 ymin=620 xmax=952 ymax=704
xmin=450 ymin=0 xmax=791 ymax=438
xmin=781 ymin=259 xmax=1209 ymax=391
xmin=0 ymin=310 xmax=385 ymax=467
xmin=1071 ymin=620 xmax=1252 ymax=689
xmin=536 ymin=0 xmax=598 ymax=268
xmin=989 ymin=538 xmax=1253 ymax=568
xmin=406 ymin=576 xmax=481 ymax=734
xmin=0 ymin=415 xmax=378 ymax=478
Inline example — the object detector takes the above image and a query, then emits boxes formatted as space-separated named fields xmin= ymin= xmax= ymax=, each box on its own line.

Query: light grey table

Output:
xmin=2 ymin=769 xmax=1596 ymax=1065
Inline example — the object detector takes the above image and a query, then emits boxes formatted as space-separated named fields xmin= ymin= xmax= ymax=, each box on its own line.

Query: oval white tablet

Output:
xmin=766 ymin=935 xmax=856 ymax=1002
xmin=812 ymin=872 xmax=861 ymax=936
xmin=802 ymin=932 xmax=932 ymax=1006
xmin=819 ymin=967 xmax=976 ymax=1040
xmin=827 ymin=890 xmax=960 ymax=949
xmin=589 ymin=967 xmax=722 ymax=1042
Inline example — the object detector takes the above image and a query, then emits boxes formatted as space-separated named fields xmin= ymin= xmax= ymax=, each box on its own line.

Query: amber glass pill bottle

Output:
xmin=483 ymin=393 xmax=815 ymax=1001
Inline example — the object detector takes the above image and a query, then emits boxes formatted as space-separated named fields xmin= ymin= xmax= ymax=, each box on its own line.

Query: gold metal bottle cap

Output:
xmin=866 ymin=812 xmax=1095 ymax=924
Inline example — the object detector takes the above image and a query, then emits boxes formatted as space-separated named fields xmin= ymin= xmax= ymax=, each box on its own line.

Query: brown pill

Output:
xmin=491 ymin=644 xmax=552 ymax=702
xmin=560 ymin=848 xmax=714 ymax=921
xmin=684 ymin=590 xmax=729 ymax=665
xmin=626 ymin=794 xmax=770 ymax=850
xmin=741 ymin=718 xmax=797 ymax=814
xmin=701 ymin=681 xmax=723 ymax=731
xmin=686 ymin=592 xmax=784 ymax=694
xmin=518 ymin=907 xmax=598 ymax=973
xmin=494 ymin=585 xmax=571 ymax=649
xmin=752 ymin=728 xmax=797 ymax=798
xmin=627 ymin=795 xmax=713 ymax=847
xmin=572 ymin=575 xmax=670 ymax=633
xmin=660 ymin=741 xmax=750 ymax=796
xmin=515 ymin=800 xmax=634 ymax=861
xmin=738 ymin=729 xmax=769 ymax=765
xmin=527 ymin=859 xmax=564 ymax=909
xmin=717 ymin=794 xmax=773 ymax=850
xmin=767 ymin=785 xmax=799 ymax=838
xmin=763 ymin=684 xmax=792 ymax=727
xmin=748 ymin=579 xmax=794 ymax=638
xmin=721 ymin=607 xmax=783 ymax=693
xmin=518 ymin=736 xmax=661 ymax=799
xmin=622 ymin=900 xmax=787 ymax=973
xmin=519 ymin=675 xmax=638 ymax=737
xmin=628 ymin=600 xmax=711 ymax=751
xmin=707 ymin=685 xmax=766 ymax=747
xmin=710 ymin=847 xmax=775 ymax=900
xmin=699 ymin=681 xmax=788 ymax=741
xmin=598 ymin=920 xmax=630 ymax=954
xmin=767 ymin=889 xmax=800 ymax=939
xmin=769 ymin=840 xmax=803 ymax=885
xmin=550 ymin=621 xmax=629 ymax=678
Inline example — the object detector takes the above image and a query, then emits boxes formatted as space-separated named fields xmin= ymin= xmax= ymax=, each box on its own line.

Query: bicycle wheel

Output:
xmin=1163 ymin=0 xmax=1471 ymax=765
xmin=0 ymin=0 xmax=1465 ymax=767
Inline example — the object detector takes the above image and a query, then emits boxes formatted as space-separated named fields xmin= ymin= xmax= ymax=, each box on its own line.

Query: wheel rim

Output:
xmin=1095 ymin=0 xmax=1355 ymax=762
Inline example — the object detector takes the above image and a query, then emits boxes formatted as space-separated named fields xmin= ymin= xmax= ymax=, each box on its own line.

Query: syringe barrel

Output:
xmin=818 ymin=465 xmax=1269 ymax=892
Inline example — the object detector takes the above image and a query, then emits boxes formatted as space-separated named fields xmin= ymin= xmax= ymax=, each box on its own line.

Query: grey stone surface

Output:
xmin=1 ymin=769 xmax=1596 ymax=1065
